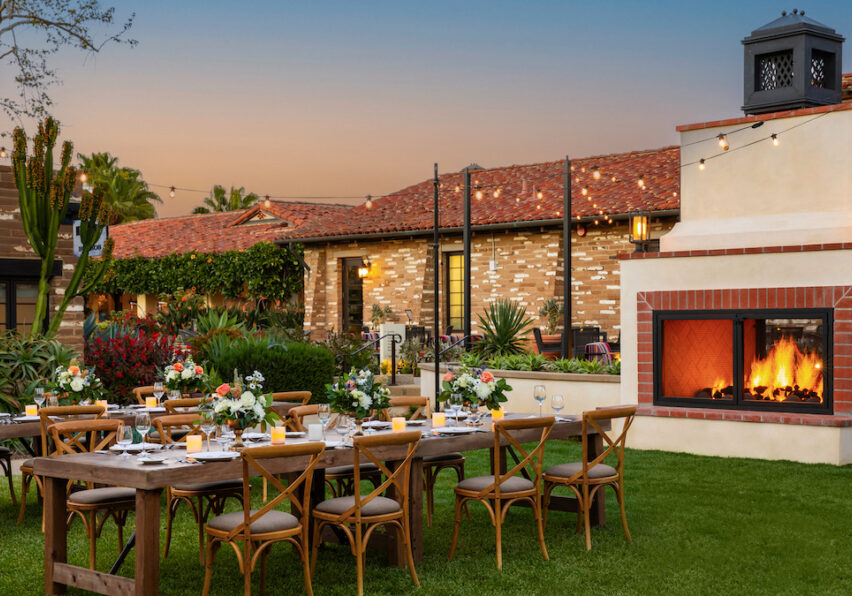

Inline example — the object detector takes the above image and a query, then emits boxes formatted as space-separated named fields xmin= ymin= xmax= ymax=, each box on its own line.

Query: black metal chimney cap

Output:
xmin=743 ymin=11 xmax=844 ymax=44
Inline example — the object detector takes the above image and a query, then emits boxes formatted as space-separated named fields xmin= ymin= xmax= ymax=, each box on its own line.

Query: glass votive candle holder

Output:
xmin=270 ymin=426 xmax=286 ymax=445
xmin=432 ymin=412 xmax=446 ymax=428
xmin=25 ymin=404 xmax=38 ymax=417
xmin=392 ymin=417 xmax=406 ymax=432
xmin=95 ymin=399 xmax=108 ymax=410
xmin=185 ymin=434 xmax=202 ymax=454
xmin=145 ymin=397 xmax=158 ymax=409
xmin=491 ymin=408 xmax=505 ymax=420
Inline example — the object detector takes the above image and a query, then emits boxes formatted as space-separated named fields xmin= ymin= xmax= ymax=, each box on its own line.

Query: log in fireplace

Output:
xmin=653 ymin=308 xmax=833 ymax=414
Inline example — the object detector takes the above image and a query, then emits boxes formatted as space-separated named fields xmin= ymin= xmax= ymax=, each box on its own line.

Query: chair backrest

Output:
xmin=271 ymin=391 xmax=311 ymax=405
xmin=486 ymin=417 xmax=555 ymax=497
xmin=338 ymin=430 xmax=421 ymax=521
xmin=584 ymin=342 xmax=613 ymax=364
xmin=579 ymin=405 xmax=636 ymax=480
xmin=382 ymin=396 xmax=429 ymax=421
xmin=153 ymin=413 xmax=203 ymax=443
xmin=231 ymin=442 xmax=325 ymax=542
xmin=164 ymin=397 xmax=201 ymax=414
xmin=287 ymin=404 xmax=319 ymax=432
xmin=38 ymin=405 xmax=106 ymax=455
xmin=47 ymin=419 xmax=122 ymax=456
xmin=132 ymin=385 xmax=155 ymax=405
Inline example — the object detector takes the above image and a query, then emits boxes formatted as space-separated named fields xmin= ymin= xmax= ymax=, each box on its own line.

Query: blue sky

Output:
xmin=3 ymin=1 xmax=850 ymax=216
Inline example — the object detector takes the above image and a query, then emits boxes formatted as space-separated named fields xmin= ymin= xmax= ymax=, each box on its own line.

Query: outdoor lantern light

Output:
xmin=630 ymin=213 xmax=650 ymax=252
xmin=717 ymin=134 xmax=729 ymax=150
xmin=405 ymin=309 xmax=413 ymax=324
xmin=357 ymin=258 xmax=371 ymax=279
xmin=79 ymin=171 xmax=87 ymax=183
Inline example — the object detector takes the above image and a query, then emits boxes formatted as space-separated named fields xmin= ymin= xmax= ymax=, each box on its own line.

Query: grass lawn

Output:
xmin=0 ymin=442 xmax=850 ymax=595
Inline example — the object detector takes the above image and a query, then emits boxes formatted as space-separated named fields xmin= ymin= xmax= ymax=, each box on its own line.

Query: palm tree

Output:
xmin=192 ymin=185 xmax=259 ymax=214
xmin=77 ymin=152 xmax=161 ymax=223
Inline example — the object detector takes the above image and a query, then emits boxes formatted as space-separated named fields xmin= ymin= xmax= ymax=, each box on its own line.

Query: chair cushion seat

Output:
xmin=207 ymin=510 xmax=299 ymax=534
xmin=0 ymin=446 xmax=10 ymax=456
xmin=326 ymin=463 xmax=380 ymax=476
xmin=456 ymin=474 xmax=534 ymax=494
xmin=423 ymin=452 xmax=464 ymax=463
xmin=68 ymin=487 xmax=136 ymax=505
xmin=544 ymin=462 xmax=617 ymax=480
xmin=20 ymin=458 xmax=34 ymax=471
xmin=315 ymin=495 xmax=400 ymax=517
xmin=173 ymin=478 xmax=242 ymax=492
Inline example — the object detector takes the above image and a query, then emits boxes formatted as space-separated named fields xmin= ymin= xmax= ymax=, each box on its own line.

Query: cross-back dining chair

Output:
xmin=47 ymin=418 xmax=136 ymax=570
xmin=271 ymin=391 xmax=312 ymax=405
xmin=164 ymin=397 xmax=202 ymax=414
xmin=132 ymin=385 xmax=156 ymax=405
xmin=202 ymin=442 xmax=325 ymax=596
xmin=448 ymin=416 xmax=555 ymax=570
xmin=311 ymin=430 xmax=421 ymax=596
xmin=380 ymin=395 xmax=430 ymax=421
xmin=285 ymin=405 xmax=318 ymax=433
xmin=542 ymin=405 xmax=636 ymax=550
xmin=18 ymin=404 xmax=106 ymax=525
xmin=153 ymin=413 xmax=244 ymax=563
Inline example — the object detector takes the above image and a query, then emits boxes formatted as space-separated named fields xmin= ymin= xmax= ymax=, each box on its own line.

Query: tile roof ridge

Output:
xmin=266 ymin=200 xmax=354 ymax=208
xmin=113 ymin=209 xmax=248 ymax=228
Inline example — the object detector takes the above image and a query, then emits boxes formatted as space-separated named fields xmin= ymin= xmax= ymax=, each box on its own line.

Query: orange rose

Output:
xmin=194 ymin=366 xmax=203 ymax=375
xmin=216 ymin=383 xmax=230 ymax=397
xmin=173 ymin=362 xmax=184 ymax=372
xmin=480 ymin=371 xmax=494 ymax=383
xmin=442 ymin=371 xmax=454 ymax=382
xmin=68 ymin=365 xmax=80 ymax=376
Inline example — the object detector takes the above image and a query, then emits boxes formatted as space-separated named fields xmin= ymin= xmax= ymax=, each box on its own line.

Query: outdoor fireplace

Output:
xmin=654 ymin=309 xmax=832 ymax=414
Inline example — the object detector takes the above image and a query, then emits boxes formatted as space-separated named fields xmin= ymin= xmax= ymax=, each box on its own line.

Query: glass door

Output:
xmin=341 ymin=258 xmax=364 ymax=334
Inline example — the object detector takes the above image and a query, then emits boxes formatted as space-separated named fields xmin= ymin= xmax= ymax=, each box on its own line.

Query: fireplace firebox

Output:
xmin=653 ymin=309 xmax=833 ymax=414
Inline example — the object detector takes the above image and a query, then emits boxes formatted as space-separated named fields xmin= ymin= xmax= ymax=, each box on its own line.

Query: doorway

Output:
xmin=341 ymin=257 xmax=365 ymax=333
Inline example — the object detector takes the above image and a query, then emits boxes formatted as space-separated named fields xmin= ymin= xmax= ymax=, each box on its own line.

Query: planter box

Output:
xmin=419 ymin=363 xmax=620 ymax=416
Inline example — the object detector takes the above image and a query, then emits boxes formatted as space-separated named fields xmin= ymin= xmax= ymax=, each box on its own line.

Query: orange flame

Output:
xmin=746 ymin=338 xmax=823 ymax=402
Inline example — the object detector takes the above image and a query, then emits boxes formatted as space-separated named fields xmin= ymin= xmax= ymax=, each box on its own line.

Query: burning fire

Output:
xmin=746 ymin=338 xmax=823 ymax=402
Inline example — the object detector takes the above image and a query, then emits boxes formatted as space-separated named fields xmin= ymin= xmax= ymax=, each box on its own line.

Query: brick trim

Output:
xmin=618 ymin=242 xmax=852 ymax=260
xmin=675 ymin=101 xmax=852 ymax=132
xmin=636 ymin=405 xmax=852 ymax=427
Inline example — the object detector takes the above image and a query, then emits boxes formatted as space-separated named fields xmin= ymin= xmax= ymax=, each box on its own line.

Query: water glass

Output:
xmin=335 ymin=414 xmax=351 ymax=442
xmin=534 ymin=385 xmax=546 ymax=417
xmin=200 ymin=413 xmax=216 ymax=450
xmin=135 ymin=412 xmax=151 ymax=456
xmin=449 ymin=393 xmax=463 ymax=425
xmin=317 ymin=404 xmax=331 ymax=439
xmin=116 ymin=422 xmax=133 ymax=457
xmin=153 ymin=382 xmax=165 ymax=405
xmin=551 ymin=394 xmax=565 ymax=416
xmin=34 ymin=387 xmax=45 ymax=408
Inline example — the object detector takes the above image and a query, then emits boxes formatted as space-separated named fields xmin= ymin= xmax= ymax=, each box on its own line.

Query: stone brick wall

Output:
xmin=303 ymin=217 xmax=675 ymax=343
xmin=0 ymin=165 xmax=84 ymax=352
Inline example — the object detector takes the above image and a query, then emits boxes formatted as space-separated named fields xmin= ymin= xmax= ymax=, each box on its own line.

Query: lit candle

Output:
xmin=95 ymin=399 xmax=108 ymax=410
xmin=186 ymin=434 xmax=202 ymax=454
xmin=491 ymin=408 xmax=505 ymax=420
xmin=25 ymin=404 xmax=38 ymax=417
xmin=432 ymin=412 xmax=446 ymax=428
xmin=145 ymin=397 xmax=158 ymax=409
xmin=271 ymin=426 xmax=286 ymax=445
xmin=392 ymin=417 xmax=406 ymax=432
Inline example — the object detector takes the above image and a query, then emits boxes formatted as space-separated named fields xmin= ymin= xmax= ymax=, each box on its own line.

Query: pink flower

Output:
xmin=173 ymin=362 xmax=184 ymax=372
xmin=345 ymin=380 xmax=356 ymax=390
xmin=216 ymin=383 xmax=230 ymax=396
xmin=194 ymin=366 xmax=203 ymax=375
xmin=443 ymin=371 xmax=454 ymax=382
xmin=480 ymin=371 xmax=494 ymax=383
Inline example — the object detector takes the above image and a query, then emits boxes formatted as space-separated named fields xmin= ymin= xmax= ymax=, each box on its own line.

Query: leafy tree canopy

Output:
xmin=78 ymin=151 xmax=161 ymax=223
xmin=193 ymin=185 xmax=259 ymax=214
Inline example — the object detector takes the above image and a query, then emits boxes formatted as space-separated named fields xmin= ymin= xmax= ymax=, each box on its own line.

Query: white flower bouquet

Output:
xmin=163 ymin=358 xmax=206 ymax=393
xmin=326 ymin=367 xmax=391 ymax=420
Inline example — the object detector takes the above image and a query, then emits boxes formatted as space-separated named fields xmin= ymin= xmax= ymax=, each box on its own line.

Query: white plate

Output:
xmin=13 ymin=415 xmax=40 ymax=422
xmin=110 ymin=442 xmax=162 ymax=453
xmin=192 ymin=451 xmax=239 ymax=462
xmin=127 ymin=404 xmax=146 ymax=409
xmin=137 ymin=456 xmax=167 ymax=465
xmin=242 ymin=432 xmax=267 ymax=441
xmin=144 ymin=407 xmax=166 ymax=413
xmin=0 ymin=413 xmax=11 ymax=418
xmin=286 ymin=431 xmax=305 ymax=438
xmin=362 ymin=420 xmax=391 ymax=429
xmin=323 ymin=440 xmax=343 ymax=448
xmin=433 ymin=426 xmax=477 ymax=435
xmin=406 ymin=419 xmax=427 ymax=426
xmin=556 ymin=415 xmax=578 ymax=422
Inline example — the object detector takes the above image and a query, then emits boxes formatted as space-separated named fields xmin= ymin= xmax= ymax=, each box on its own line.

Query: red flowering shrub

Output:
xmin=85 ymin=331 xmax=189 ymax=404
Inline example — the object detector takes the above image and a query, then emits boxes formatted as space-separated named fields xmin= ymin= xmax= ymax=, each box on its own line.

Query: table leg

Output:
xmin=386 ymin=457 xmax=424 ymax=567
xmin=44 ymin=476 xmax=67 ymax=595
xmin=587 ymin=434 xmax=606 ymax=527
xmin=134 ymin=489 xmax=162 ymax=596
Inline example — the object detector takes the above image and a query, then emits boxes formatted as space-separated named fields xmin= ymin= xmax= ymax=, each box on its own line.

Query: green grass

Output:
xmin=1 ymin=444 xmax=850 ymax=595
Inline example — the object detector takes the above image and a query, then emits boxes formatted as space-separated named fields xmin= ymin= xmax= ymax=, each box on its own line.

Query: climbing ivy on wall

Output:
xmin=84 ymin=242 xmax=304 ymax=301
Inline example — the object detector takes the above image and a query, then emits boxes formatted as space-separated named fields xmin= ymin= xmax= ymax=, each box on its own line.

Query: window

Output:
xmin=445 ymin=252 xmax=465 ymax=332
xmin=0 ymin=279 xmax=41 ymax=336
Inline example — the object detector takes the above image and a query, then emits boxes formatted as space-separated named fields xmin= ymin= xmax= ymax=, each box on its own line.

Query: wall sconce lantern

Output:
xmin=357 ymin=258 xmax=371 ymax=279
xmin=629 ymin=213 xmax=650 ymax=252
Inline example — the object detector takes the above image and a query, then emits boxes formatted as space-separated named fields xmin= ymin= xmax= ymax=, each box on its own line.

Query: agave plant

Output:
xmin=549 ymin=358 xmax=584 ymax=374
xmin=579 ymin=358 xmax=607 ymax=374
xmin=474 ymin=299 xmax=533 ymax=357
xmin=194 ymin=309 xmax=246 ymax=336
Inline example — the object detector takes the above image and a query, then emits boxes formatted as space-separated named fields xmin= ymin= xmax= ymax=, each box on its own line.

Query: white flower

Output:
xmin=214 ymin=400 xmax=229 ymax=413
xmin=358 ymin=392 xmax=372 ymax=410
xmin=252 ymin=403 xmax=264 ymax=418
xmin=240 ymin=392 xmax=256 ymax=408
xmin=166 ymin=370 xmax=178 ymax=382
xmin=69 ymin=378 xmax=84 ymax=393
xmin=228 ymin=400 xmax=242 ymax=415
xmin=475 ymin=381 xmax=492 ymax=400
xmin=180 ymin=368 xmax=193 ymax=380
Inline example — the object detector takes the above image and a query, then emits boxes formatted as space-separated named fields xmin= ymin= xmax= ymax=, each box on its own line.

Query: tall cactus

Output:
xmin=11 ymin=117 xmax=114 ymax=339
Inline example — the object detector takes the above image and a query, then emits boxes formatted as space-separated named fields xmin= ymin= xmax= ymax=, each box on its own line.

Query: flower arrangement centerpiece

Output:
xmin=52 ymin=364 xmax=105 ymax=405
xmin=327 ymin=367 xmax=391 ymax=430
xmin=202 ymin=371 xmax=279 ymax=450
xmin=439 ymin=365 xmax=511 ymax=412
xmin=163 ymin=357 xmax=206 ymax=394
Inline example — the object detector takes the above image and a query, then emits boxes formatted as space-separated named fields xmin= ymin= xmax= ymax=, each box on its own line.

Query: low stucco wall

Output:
xmin=419 ymin=363 xmax=620 ymax=416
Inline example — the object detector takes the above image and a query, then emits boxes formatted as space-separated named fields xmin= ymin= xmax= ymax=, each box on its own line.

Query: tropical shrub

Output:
xmin=319 ymin=332 xmax=377 ymax=376
xmin=538 ymin=298 xmax=564 ymax=334
xmin=0 ymin=334 xmax=77 ymax=411
xmin=549 ymin=358 xmax=584 ymax=374
xmin=607 ymin=359 xmax=621 ymax=375
xmin=460 ymin=351 xmax=485 ymax=368
xmin=155 ymin=291 xmax=207 ymax=335
xmin=579 ymin=358 xmax=607 ymax=374
xmin=474 ymin=299 xmax=533 ymax=357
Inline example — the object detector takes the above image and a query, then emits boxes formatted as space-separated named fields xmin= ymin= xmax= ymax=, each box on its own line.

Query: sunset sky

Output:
xmin=2 ymin=1 xmax=850 ymax=217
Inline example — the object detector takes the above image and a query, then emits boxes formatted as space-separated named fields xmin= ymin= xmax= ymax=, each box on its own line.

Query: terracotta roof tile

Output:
xmin=281 ymin=146 xmax=680 ymax=242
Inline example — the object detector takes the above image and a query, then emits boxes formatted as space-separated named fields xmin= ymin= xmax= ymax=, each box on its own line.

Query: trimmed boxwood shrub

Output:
xmin=208 ymin=338 xmax=334 ymax=403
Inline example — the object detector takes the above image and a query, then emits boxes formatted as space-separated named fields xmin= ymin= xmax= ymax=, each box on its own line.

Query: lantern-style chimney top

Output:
xmin=742 ymin=11 xmax=844 ymax=115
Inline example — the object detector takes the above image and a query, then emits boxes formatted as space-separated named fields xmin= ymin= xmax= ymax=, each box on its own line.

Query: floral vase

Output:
xmin=353 ymin=419 xmax=364 ymax=437
xmin=231 ymin=429 xmax=245 ymax=451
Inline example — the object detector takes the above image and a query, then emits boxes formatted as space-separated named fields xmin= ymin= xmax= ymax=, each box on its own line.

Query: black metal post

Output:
xmin=562 ymin=156 xmax=573 ymax=359
xmin=433 ymin=163 xmax=441 ymax=411
xmin=463 ymin=168 xmax=472 ymax=350
xmin=390 ymin=335 xmax=398 ymax=386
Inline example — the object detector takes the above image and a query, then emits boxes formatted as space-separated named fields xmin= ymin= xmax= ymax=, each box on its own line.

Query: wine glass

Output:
xmin=551 ymin=394 xmax=565 ymax=418
xmin=200 ymin=412 xmax=216 ymax=451
xmin=168 ymin=389 xmax=180 ymax=402
xmin=135 ymin=412 xmax=151 ymax=457
xmin=219 ymin=424 xmax=234 ymax=451
xmin=317 ymin=404 xmax=331 ymax=440
xmin=153 ymin=382 xmax=165 ymax=405
xmin=533 ymin=385 xmax=546 ymax=417
xmin=449 ymin=393 xmax=463 ymax=426
xmin=34 ymin=387 xmax=45 ymax=409
xmin=116 ymin=422 xmax=133 ymax=457
xmin=335 ymin=414 xmax=350 ymax=443
xmin=467 ymin=400 xmax=481 ymax=426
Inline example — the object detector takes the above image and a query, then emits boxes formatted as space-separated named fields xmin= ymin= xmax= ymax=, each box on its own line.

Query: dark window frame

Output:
xmin=444 ymin=252 xmax=464 ymax=333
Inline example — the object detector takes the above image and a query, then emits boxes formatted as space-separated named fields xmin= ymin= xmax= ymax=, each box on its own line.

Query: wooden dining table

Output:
xmin=34 ymin=415 xmax=609 ymax=595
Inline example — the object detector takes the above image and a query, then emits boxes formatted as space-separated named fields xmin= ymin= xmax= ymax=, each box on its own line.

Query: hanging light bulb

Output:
xmin=698 ymin=159 xmax=706 ymax=171
xmin=475 ymin=189 xmax=483 ymax=200
xmin=637 ymin=175 xmax=645 ymax=189
xmin=591 ymin=166 xmax=601 ymax=179
xmin=0 ymin=147 xmax=6 ymax=158
xmin=717 ymin=134 xmax=729 ymax=150
xmin=263 ymin=195 xmax=271 ymax=208
xmin=592 ymin=203 xmax=598 ymax=208
xmin=536 ymin=204 xmax=542 ymax=210
xmin=365 ymin=194 xmax=373 ymax=209
xmin=169 ymin=186 xmax=176 ymax=198
xmin=536 ymin=189 xmax=543 ymax=200
xmin=594 ymin=219 xmax=599 ymax=225
xmin=454 ymin=185 xmax=460 ymax=192
xmin=492 ymin=189 xmax=500 ymax=199
xmin=611 ymin=176 xmax=617 ymax=182
xmin=771 ymin=134 xmax=779 ymax=146
xmin=581 ymin=186 xmax=588 ymax=196
xmin=79 ymin=172 xmax=88 ymax=183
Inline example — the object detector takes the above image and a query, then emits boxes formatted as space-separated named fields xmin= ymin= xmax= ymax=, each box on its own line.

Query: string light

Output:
xmin=698 ymin=159 xmax=706 ymax=171
xmin=492 ymin=189 xmax=500 ymax=199
xmin=365 ymin=194 xmax=373 ymax=209
xmin=536 ymin=189 xmax=543 ymax=200
xmin=611 ymin=176 xmax=617 ymax=182
xmin=717 ymin=134 xmax=729 ymax=150
xmin=581 ymin=186 xmax=588 ymax=196
xmin=475 ymin=189 xmax=483 ymax=200
xmin=771 ymin=134 xmax=779 ymax=146
xmin=263 ymin=195 xmax=271 ymax=208
xmin=637 ymin=175 xmax=645 ymax=189
xmin=0 ymin=147 xmax=6 ymax=159
xmin=591 ymin=166 xmax=601 ymax=179
xmin=79 ymin=172 xmax=88 ymax=183
xmin=169 ymin=186 xmax=176 ymax=198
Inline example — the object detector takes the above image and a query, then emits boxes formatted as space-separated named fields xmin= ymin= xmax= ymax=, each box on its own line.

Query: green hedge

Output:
xmin=209 ymin=340 xmax=334 ymax=403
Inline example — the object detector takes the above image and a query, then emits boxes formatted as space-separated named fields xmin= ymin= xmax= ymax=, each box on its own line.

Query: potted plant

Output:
xmin=536 ymin=298 xmax=564 ymax=357
xmin=370 ymin=304 xmax=392 ymax=329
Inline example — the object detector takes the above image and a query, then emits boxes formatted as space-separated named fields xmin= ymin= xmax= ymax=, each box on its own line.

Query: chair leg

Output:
xmin=615 ymin=482 xmax=631 ymax=543
xmin=354 ymin=523 xmax=364 ymax=596
xmin=243 ymin=540 xmax=252 ymax=596
xmin=399 ymin=519 xmax=420 ymax=587
xmin=447 ymin=495 xmax=464 ymax=561
xmin=88 ymin=511 xmax=98 ymax=570
xmin=3 ymin=460 xmax=16 ymax=507
xmin=495 ymin=499 xmax=503 ymax=570
xmin=582 ymin=484 xmax=592 ymax=551
xmin=301 ymin=535 xmax=314 ymax=596
xmin=534 ymin=495 xmax=549 ymax=561
xmin=310 ymin=520 xmax=322 ymax=578
xmin=17 ymin=473 xmax=31 ymax=525
xmin=163 ymin=496 xmax=178 ymax=558
xmin=202 ymin=535 xmax=217 ymax=596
